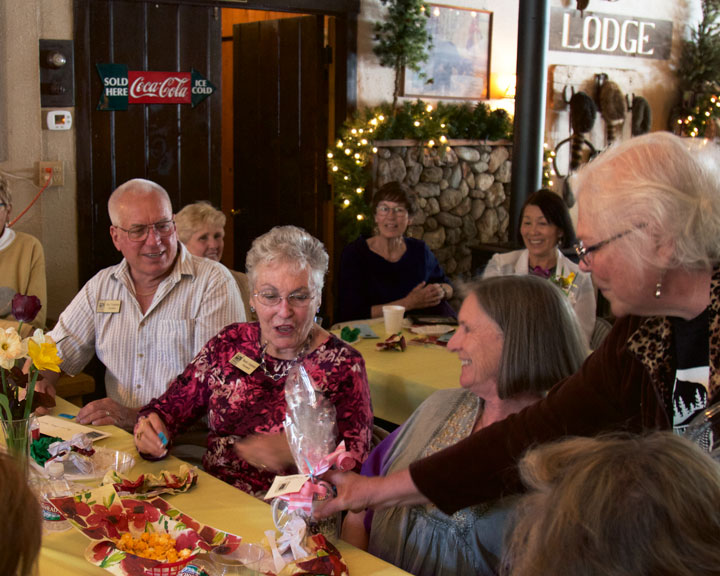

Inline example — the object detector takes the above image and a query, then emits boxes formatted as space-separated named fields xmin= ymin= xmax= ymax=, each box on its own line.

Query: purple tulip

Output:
xmin=12 ymin=293 xmax=42 ymax=323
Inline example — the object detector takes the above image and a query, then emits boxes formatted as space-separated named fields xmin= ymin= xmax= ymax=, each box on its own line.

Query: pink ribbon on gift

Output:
xmin=277 ymin=441 xmax=355 ymax=514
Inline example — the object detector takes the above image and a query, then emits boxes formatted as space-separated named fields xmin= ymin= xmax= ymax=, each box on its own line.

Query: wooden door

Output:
xmin=232 ymin=16 xmax=328 ymax=269
xmin=74 ymin=0 xmax=222 ymax=284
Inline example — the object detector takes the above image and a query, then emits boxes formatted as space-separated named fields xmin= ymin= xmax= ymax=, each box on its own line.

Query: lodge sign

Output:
xmin=96 ymin=63 xmax=216 ymax=111
xmin=549 ymin=8 xmax=673 ymax=60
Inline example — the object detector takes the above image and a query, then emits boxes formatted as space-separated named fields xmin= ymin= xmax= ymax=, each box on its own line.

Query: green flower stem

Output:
xmin=0 ymin=393 xmax=12 ymax=424
xmin=1 ymin=368 xmax=7 ymax=402
xmin=23 ymin=368 xmax=38 ymax=420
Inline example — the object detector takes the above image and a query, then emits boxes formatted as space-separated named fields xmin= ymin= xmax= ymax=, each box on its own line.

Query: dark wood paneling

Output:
xmin=233 ymin=16 xmax=326 ymax=269
xmin=146 ymin=4 xmax=181 ymax=204
xmin=75 ymin=0 xmax=221 ymax=285
xmin=148 ymin=0 xmax=359 ymax=17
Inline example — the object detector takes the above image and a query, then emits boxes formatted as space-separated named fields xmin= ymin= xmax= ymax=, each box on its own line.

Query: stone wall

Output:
xmin=373 ymin=140 xmax=513 ymax=281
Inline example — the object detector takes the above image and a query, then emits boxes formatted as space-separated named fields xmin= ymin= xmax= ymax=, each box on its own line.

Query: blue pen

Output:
xmin=58 ymin=413 xmax=75 ymax=420
xmin=158 ymin=431 xmax=168 ymax=447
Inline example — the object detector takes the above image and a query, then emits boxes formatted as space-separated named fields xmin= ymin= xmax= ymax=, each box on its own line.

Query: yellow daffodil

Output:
xmin=0 ymin=328 xmax=23 ymax=370
xmin=27 ymin=338 xmax=63 ymax=372
xmin=549 ymin=272 xmax=577 ymax=296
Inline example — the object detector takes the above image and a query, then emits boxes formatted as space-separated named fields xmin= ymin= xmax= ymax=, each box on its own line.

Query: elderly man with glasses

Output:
xmin=37 ymin=178 xmax=245 ymax=430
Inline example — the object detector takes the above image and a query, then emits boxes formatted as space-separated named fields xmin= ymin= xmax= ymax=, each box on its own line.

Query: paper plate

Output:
xmin=410 ymin=324 xmax=456 ymax=335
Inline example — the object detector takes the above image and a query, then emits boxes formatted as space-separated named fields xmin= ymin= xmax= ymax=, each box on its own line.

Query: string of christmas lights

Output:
xmin=328 ymin=99 xmax=513 ymax=240
xmin=675 ymin=93 xmax=720 ymax=138
xmin=543 ymin=143 xmax=557 ymax=189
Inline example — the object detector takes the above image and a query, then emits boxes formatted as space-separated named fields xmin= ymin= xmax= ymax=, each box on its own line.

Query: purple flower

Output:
xmin=12 ymin=293 xmax=42 ymax=323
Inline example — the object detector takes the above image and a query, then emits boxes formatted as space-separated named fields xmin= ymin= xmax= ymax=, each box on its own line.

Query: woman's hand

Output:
xmin=234 ymin=432 xmax=294 ymax=473
xmin=314 ymin=469 xmax=429 ymax=518
xmin=134 ymin=413 xmax=169 ymax=458
xmin=404 ymin=281 xmax=445 ymax=310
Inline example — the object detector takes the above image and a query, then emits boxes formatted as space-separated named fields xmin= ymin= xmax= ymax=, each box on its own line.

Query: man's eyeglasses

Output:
xmin=116 ymin=219 xmax=175 ymax=242
xmin=254 ymin=291 xmax=314 ymax=308
xmin=574 ymin=227 xmax=640 ymax=266
xmin=376 ymin=204 xmax=408 ymax=216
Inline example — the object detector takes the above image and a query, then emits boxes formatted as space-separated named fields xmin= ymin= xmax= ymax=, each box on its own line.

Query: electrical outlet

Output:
xmin=38 ymin=161 xmax=63 ymax=187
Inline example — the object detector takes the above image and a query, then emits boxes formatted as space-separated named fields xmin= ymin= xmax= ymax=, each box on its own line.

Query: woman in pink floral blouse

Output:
xmin=133 ymin=225 xmax=373 ymax=497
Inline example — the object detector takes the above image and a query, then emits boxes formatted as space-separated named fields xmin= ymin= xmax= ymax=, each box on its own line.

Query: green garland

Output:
xmin=329 ymin=99 xmax=513 ymax=240
xmin=673 ymin=0 xmax=720 ymax=137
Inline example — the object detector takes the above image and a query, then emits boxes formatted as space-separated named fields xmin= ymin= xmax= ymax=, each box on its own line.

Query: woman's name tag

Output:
xmin=229 ymin=353 xmax=259 ymax=374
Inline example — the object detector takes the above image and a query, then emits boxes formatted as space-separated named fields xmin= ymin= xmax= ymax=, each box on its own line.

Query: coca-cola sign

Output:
xmin=128 ymin=71 xmax=191 ymax=103
xmin=96 ymin=63 xmax=215 ymax=111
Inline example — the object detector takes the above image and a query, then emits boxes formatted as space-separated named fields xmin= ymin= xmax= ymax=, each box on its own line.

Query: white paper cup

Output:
xmin=383 ymin=305 xmax=405 ymax=335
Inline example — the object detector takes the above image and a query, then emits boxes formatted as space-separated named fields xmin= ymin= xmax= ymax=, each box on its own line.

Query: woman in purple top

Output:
xmin=337 ymin=182 xmax=455 ymax=322
xmin=133 ymin=226 xmax=373 ymax=497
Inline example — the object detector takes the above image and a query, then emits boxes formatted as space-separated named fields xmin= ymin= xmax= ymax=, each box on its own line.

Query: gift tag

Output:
xmin=96 ymin=300 xmax=121 ymax=313
xmin=265 ymin=474 xmax=310 ymax=499
xmin=229 ymin=352 xmax=259 ymax=374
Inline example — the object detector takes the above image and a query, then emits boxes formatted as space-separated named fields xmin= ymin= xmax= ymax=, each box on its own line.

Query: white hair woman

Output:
xmin=175 ymin=201 xmax=254 ymax=320
xmin=316 ymin=132 xmax=720 ymax=523
xmin=134 ymin=225 xmax=373 ymax=496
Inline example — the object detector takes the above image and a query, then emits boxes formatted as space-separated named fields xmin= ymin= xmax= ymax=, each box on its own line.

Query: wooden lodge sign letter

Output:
xmin=549 ymin=8 xmax=673 ymax=60
xmin=96 ymin=63 xmax=216 ymax=111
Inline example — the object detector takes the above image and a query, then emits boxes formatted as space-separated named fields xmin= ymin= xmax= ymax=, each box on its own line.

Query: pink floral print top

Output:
xmin=139 ymin=322 xmax=373 ymax=497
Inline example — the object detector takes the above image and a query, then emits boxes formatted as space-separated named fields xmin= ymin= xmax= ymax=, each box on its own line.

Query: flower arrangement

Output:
xmin=549 ymin=272 xmax=578 ymax=300
xmin=0 ymin=294 xmax=61 ymax=462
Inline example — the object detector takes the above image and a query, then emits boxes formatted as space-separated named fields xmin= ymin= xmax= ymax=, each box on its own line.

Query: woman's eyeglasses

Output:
xmin=254 ymin=291 xmax=314 ymax=308
xmin=574 ymin=226 xmax=643 ymax=266
xmin=376 ymin=204 xmax=408 ymax=216
xmin=115 ymin=219 xmax=175 ymax=242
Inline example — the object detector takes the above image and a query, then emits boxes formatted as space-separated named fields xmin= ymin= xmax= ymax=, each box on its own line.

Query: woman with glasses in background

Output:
xmin=483 ymin=189 xmax=596 ymax=347
xmin=337 ymin=181 xmax=455 ymax=322
xmin=134 ymin=225 xmax=372 ymax=496
xmin=316 ymin=132 xmax=720 ymax=522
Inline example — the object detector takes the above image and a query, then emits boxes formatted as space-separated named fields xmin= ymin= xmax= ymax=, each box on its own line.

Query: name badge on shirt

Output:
xmin=97 ymin=300 xmax=122 ymax=313
xmin=229 ymin=353 xmax=259 ymax=374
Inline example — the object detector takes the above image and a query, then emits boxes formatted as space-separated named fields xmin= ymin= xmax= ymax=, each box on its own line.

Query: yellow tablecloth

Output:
xmin=336 ymin=324 xmax=461 ymax=425
xmin=36 ymin=398 xmax=411 ymax=576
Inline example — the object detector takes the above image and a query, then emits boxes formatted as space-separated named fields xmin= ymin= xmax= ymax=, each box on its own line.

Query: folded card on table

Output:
xmin=354 ymin=323 xmax=379 ymax=338
xmin=38 ymin=415 xmax=111 ymax=442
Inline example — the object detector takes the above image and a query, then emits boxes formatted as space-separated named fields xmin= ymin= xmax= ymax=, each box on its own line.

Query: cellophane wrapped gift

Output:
xmin=264 ymin=363 xmax=350 ymax=575
xmin=284 ymin=363 xmax=338 ymax=475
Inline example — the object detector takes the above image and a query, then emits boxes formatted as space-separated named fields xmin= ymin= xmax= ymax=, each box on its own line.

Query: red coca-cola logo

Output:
xmin=128 ymin=71 xmax=191 ymax=104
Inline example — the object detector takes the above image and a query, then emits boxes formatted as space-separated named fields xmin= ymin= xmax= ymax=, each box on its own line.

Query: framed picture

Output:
xmin=404 ymin=5 xmax=492 ymax=100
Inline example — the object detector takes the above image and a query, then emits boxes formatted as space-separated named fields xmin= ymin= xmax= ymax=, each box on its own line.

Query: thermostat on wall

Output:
xmin=45 ymin=110 xmax=72 ymax=130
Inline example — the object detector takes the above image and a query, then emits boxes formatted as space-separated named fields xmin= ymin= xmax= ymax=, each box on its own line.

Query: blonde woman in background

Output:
xmin=175 ymin=201 xmax=254 ymax=320
xmin=0 ymin=177 xmax=47 ymax=330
